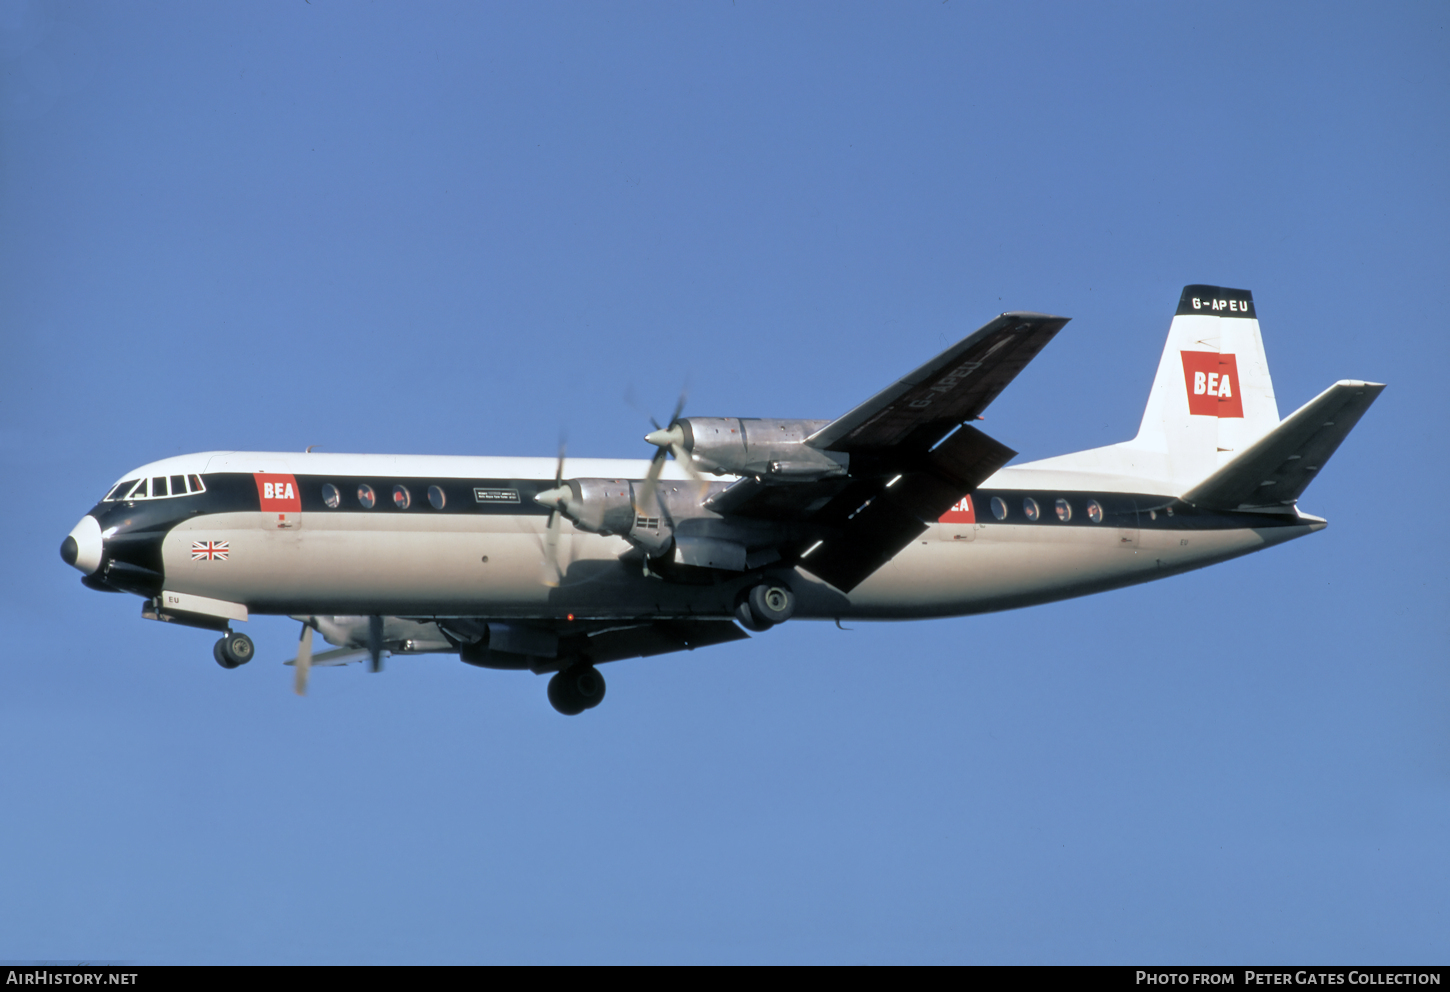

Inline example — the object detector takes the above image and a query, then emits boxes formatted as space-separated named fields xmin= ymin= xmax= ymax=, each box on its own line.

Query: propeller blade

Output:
xmin=293 ymin=621 xmax=314 ymax=696
xmin=667 ymin=388 xmax=687 ymax=427
xmin=634 ymin=444 xmax=670 ymax=515
xmin=542 ymin=437 xmax=567 ymax=587
xmin=670 ymin=441 xmax=703 ymax=480
xmin=543 ymin=506 xmax=563 ymax=587
xmin=628 ymin=384 xmax=686 ymax=425
xmin=367 ymin=614 xmax=383 ymax=673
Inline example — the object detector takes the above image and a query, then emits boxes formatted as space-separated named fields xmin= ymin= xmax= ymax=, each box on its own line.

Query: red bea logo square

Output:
xmin=254 ymin=473 xmax=302 ymax=512
xmin=938 ymin=495 xmax=975 ymax=524
xmin=1180 ymin=352 xmax=1245 ymax=418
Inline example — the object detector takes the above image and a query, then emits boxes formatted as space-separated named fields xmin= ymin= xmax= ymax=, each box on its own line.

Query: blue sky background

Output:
xmin=2 ymin=0 xmax=1446 ymax=964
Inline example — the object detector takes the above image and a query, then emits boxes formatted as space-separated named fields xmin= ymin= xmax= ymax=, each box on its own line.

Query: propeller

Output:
xmin=532 ymin=439 xmax=569 ymax=587
xmin=293 ymin=619 xmax=314 ymax=696
xmin=637 ymin=390 xmax=701 ymax=512
xmin=367 ymin=614 xmax=384 ymax=673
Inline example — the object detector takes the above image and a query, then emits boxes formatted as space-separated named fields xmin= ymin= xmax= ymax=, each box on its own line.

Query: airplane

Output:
xmin=60 ymin=285 xmax=1383 ymax=714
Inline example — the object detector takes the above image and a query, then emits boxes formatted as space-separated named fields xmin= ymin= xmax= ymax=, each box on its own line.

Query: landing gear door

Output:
xmin=254 ymin=473 xmax=303 ymax=530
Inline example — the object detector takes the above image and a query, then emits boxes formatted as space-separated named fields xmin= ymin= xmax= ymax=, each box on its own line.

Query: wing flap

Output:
xmin=1183 ymin=380 xmax=1385 ymax=510
xmin=798 ymin=425 xmax=1016 ymax=592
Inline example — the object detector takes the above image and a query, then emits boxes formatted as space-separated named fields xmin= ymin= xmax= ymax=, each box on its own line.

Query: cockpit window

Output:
xmin=105 ymin=479 xmax=139 ymax=501
xmin=109 ymin=473 xmax=204 ymax=501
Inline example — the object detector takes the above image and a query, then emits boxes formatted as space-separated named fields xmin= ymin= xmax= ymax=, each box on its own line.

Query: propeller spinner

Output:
xmin=636 ymin=391 xmax=701 ymax=511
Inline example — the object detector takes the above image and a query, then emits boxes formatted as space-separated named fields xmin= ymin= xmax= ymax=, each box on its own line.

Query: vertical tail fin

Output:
xmin=1127 ymin=285 xmax=1281 ymax=488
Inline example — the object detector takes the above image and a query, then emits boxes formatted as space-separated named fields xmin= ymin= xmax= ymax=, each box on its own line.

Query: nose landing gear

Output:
xmin=735 ymin=582 xmax=795 ymax=632
xmin=213 ymin=631 xmax=255 ymax=669
xmin=547 ymin=663 xmax=606 ymax=715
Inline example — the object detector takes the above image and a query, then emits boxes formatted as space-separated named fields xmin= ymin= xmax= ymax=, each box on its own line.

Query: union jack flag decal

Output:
xmin=191 ymin=541 xmax=229 ymax=561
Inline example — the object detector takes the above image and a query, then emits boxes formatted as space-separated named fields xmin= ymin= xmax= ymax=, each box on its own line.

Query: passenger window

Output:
xmin=188 ymin=475 xmax=205 ymax=494
xmin=393 ymin=485 xmax=411 ymax=510
xmin=1055 ymin=498 xmax=1072 ymax=522
xmin=1086 ymin=499 xmax=1103 ymax=524
xmin=171 ymin=475 xmax=186 ymax=496
xmin=428 ymin=485 xmax=446 ymax=510
xmin=105 ymin=479 xmax=138 ymax=501
xmin=322 ymin=483 xmax=341 ymax=509
xmin=1023 ymin=497 xmax=1040 ymax=522
xmin=357 ymin=484 xmax=376 ymax=509
xmin=152 ymin=477 xmax=169 ymax=498
xmin=990 ymin=496 xmax=1008 ymax=521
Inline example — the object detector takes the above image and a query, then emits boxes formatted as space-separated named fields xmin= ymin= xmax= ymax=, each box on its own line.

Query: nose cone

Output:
xmin=61 ymin=515 xmax=104 ymax=575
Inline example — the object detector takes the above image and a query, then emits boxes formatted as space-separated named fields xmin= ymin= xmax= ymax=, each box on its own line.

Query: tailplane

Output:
xmin=1021 ymin=285 xmax=1383 ymax=504
xmin=1183 ymin=380 xmax=1384 ymax=511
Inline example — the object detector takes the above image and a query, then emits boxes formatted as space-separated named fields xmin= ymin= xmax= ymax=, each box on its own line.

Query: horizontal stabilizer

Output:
xmin=1183 ymin=380 xmax=1385 ymax=510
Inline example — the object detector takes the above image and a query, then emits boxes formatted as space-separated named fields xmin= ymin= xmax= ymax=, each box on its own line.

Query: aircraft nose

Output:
xmin=61 ymin=515 xmax=104 ymax=575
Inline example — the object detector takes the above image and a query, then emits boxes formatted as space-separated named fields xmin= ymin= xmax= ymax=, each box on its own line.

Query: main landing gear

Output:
xmin=213 ymin=631 xmax=255 ymax=669
xmin=547 ymin=664 xmax=606 ymax=716
xmin=735 ymin=582 xmax=795 ymax=632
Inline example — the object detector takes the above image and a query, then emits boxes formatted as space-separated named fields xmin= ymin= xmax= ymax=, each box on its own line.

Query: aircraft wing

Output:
xmin=805 ymin=312 xmax=1069 ymax=453
xmin=563 ymin=619 xmax=750 ymax=665
xmin=706 ymin=312 xmax=1067 ymax=592
xmin=283 ymin=646 xmax=372 ymax=667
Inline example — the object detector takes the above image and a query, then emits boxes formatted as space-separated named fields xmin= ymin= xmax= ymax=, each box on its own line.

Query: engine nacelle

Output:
xmin=548 ymin=478 xmax=636 ymax=536
xmin=538 ymin=475 xmax=802 ymax=570
xmin=542 ymin=477 xmax=675 ymax=558
xmin=676 ymin=418 xmax=848 ymax=479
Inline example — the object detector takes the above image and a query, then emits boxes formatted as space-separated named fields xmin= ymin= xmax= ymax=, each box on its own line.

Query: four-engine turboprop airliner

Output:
xmin=61 ymin=286 xmax=1383 ymax=714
